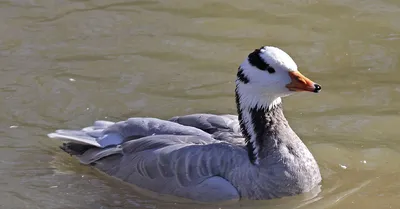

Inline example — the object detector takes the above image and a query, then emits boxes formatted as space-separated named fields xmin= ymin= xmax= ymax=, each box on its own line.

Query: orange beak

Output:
xmin=286 ymin=71 xmax=321 ymax=93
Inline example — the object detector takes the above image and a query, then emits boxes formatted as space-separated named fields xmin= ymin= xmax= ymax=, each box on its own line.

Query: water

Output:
xmin=1 ymin=0 xmax=400 ymax=208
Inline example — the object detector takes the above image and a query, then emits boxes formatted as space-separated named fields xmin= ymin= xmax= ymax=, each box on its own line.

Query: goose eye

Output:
xmin=266 ymin=66 xmax=275 ymax=74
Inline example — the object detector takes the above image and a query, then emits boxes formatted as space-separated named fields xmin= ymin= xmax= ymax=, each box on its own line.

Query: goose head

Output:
xmin=235 ymin=46 xmax=321 ymax=110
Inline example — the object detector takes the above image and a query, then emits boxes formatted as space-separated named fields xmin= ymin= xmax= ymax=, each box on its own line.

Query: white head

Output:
xmin=235 ymin=46 xmax=321 ymax=110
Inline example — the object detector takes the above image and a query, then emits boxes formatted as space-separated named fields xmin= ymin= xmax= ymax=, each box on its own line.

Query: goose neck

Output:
xmin=235 ymin=87 xmax=285 ymax=165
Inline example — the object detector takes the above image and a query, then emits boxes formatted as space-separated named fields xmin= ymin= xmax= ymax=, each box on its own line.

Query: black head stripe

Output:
xmin=248 ymin=48 xmax=276 ymax=73
xmin=237 ymin=67 xmax=249 ymax=84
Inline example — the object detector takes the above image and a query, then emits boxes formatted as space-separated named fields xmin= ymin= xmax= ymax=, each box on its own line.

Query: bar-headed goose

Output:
xmin=48 ymin=46 xmax=322 ymax=202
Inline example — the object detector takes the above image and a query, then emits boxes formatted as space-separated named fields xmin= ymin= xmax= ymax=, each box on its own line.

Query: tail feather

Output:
xmin=60 ymin=142 xmax=123 ymax=164
xmin=48 ymin=120 xmax=123 ymax=148
xmin=48 ymin=131 xmax=102 ymax=147
xmin=60 ymin=142 xmax=94 ymax=156
xmin=50 ymin=120 xmax=124 ymax=165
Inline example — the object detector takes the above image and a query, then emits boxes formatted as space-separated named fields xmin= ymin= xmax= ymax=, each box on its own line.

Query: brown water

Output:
xmin=1 ymin=0 xmax=400 ymax=208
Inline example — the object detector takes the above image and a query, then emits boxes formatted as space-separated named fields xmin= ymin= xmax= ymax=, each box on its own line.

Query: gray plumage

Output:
xmin=49 ymin=106 xmax=321 ymax=202
xmin=48 ymin=46 xmax=322 ymax=202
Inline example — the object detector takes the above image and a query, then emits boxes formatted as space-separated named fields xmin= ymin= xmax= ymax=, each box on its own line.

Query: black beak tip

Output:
xmin=313 ymin=83 xmax=322 ymax=93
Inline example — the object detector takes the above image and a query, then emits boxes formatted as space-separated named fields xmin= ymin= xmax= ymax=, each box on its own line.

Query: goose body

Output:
xmin=48 ymin=46 xmax=322 ymax=202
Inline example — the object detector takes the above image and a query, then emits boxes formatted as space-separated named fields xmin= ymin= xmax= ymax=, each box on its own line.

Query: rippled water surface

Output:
xmin=2 ymin=0 xmax=400 ymax=208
